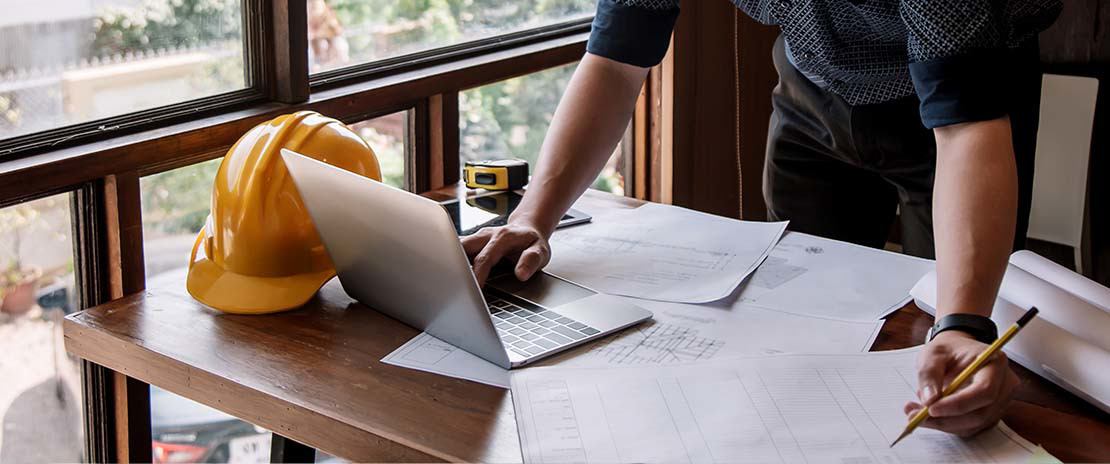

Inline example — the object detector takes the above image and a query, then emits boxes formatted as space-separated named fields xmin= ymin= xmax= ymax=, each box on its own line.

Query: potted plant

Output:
xmin=1 ymin=263 xmax=41 ymax=316
xmin=0 ymin=204 xmax=44 ymax=317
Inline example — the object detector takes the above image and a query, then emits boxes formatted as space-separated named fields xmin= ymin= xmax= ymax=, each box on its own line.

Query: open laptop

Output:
xmin=280 ymin=149 xmax=652 ymax=369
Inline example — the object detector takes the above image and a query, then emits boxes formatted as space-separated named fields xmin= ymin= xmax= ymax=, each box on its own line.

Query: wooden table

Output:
xmin=64 ymin=188 xmax=1110 ymax=462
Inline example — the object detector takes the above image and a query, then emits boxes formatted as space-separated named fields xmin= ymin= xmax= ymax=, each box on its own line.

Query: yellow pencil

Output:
xmin=890 ymin=306 xmax=1039 ymax=447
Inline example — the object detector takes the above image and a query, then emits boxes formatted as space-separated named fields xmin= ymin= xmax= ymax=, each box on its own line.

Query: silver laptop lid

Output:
xmin=280 ymin=149 xmax=511 ymax=368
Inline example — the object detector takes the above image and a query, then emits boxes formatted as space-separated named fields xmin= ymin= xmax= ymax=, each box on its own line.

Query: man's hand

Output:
xmin=462 ymin=221 xmax=551 ymax=287
xmin=905 ymin=331 xmax=1019 ymax=437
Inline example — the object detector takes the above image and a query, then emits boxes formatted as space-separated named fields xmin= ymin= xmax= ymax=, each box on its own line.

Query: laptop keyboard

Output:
xmin=487 ymin=296 xmax=601 ymax=358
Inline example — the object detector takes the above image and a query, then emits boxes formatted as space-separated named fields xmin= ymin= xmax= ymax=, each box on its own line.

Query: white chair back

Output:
xmin=1028 ymin=74 xmax=1099 ymax=274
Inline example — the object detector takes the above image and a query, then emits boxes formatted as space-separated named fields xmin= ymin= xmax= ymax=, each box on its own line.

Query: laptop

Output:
xmin=280 ymin=149 xmax=653 ymax=369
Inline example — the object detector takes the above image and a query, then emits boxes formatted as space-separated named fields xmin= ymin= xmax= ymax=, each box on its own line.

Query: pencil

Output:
xmin=890 ymin=306 xmax=1039 ymax=447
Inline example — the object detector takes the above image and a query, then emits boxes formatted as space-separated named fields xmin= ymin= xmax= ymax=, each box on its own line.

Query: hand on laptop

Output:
xmin=463 ymin=221 xmax=552 ymax=287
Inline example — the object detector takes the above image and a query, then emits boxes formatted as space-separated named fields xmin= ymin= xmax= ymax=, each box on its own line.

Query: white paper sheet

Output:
xmin=910 ymin=262 xmax=1110 ymax=413
xmin=545 ymin=202 xmax=788 ymax=303
xmin=381 ymin=298 xmax=883 ymax=389
xmin=382 ymin=332 xmax=511 ymax=388
xmin=511 ymin=348 xmax=1039 ymax=464
xmin=737 ymin=232 xmax=934 ymax=320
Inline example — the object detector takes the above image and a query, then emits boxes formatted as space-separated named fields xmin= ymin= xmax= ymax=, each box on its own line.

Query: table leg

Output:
xmin=270 ymin=434 xmax=316 ymax=463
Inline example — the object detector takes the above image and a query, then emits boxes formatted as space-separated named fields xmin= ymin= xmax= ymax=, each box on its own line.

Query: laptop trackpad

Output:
xmin=487 ymin=272 xmax=594 ymax=308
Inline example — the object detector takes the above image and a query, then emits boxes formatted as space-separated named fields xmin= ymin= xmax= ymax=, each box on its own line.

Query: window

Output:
xmin=308 ymin=0 xmax=596 ymax=73
xmin=0 ymin=0 xmax=247 ymax=141
xmin=0 ymin=193 xmax=83 ymax=462
xmin=141 ymin=161 xmax=273 ymax=464
xmin=460 ymin=63 xmax=626 ymax=195
xmin=348 ymin=110 xmax=410 ymax=189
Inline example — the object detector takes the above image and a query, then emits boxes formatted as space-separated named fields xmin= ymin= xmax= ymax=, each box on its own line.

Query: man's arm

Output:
xmin=933 ymin=117 xmax=1016 ymax=322
xmin=906 ymin=117 xmax=1020 ymax=436
xmin=462 ymin=0 xmax=678 ymax=284
xmin=462 ymin=53 xmax=648 ymax=285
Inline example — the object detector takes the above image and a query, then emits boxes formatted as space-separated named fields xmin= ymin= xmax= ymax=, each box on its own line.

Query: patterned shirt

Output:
xmin=586 ymin=0 xmax=1061 ymax=128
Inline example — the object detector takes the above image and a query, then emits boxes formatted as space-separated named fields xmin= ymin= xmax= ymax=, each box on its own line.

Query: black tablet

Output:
xmin=440 ymin=190 xmax=592 ymax=236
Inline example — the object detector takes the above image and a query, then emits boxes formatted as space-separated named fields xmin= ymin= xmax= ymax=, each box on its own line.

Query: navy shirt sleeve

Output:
xmin=901 ymin=1 xmax=1058 ymax=128
xmin=586 ymin=0 xmax=680 ymax=68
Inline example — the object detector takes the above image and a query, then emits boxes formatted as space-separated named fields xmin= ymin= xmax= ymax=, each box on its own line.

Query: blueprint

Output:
xmin=582 ymin=322 xmax=726 ymax=365
xmin=737 ymin=232 xmax=934 ymax=320
xmin=512 ymin=348 xmax=1040 ymax=464
xmin=545 ymin=203 xmax=788 ymax=303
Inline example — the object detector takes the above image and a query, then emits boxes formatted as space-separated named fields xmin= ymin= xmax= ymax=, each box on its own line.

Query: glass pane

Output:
xmin=460 ymin=63 xmax=625 ymax=195
xmin=0 ymin=193 xmax=84 ymax=462
xmin=348 ymin=111 xmax=409 ymax=189
xmin=141 ymin=160 xmax=272 ymax=464
xmin=0 ymin=0 xmax=247 ymax=141
xmin=308 ymin=0 xmax=597 ymax=73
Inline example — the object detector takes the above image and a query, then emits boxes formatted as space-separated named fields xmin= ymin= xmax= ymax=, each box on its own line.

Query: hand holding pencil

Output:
xmin=894 ymin=307 xmax=1038 ymax=446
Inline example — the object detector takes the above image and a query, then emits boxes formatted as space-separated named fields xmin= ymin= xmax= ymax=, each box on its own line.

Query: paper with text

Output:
xmin=737 ymin=232 xmax=934 ymax=320
xmin=381 ymin=299 xmax=883 ymax=388
xmin=512 ymin=348 xmax=1038 ymax=464
xmin=545 ymin=203 xmax=788 ymax=303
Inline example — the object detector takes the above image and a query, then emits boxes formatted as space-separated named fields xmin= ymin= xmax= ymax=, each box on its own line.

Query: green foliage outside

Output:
xmin=141 ymin=158 xmax=221 ymax=237
xmin=91 ymin=0 xmax=243 ymax=56
xmin=328 ymin=0 xmax=594 ymax=63
xmin=460 ymin=64 xmax=623 ymax=194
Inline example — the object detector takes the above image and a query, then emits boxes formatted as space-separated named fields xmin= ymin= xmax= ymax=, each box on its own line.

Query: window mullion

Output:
xmin=427 ymin=93 xmax=461 ymax=191
xmin=259 ymin=0 xmax=309 ymax=103
xmin=73 ymin=173 xmax=152 ymax=462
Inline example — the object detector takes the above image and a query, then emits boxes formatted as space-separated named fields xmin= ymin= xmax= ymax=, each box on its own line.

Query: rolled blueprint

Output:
xmin=990 ymin=296 xmax=1110 ymax=414
xmin=998 ymin=262 xmax=1110 ymax=352
xmin=1010 ymin=250 xmax=1110 ymax=313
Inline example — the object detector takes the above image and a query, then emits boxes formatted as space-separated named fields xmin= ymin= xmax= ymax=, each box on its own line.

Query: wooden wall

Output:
xmin=666 ymin=0 xmax=777 ymax=220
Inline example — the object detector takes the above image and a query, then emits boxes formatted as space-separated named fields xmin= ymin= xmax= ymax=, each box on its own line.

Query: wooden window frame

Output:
xmin=0 ymin=2 xmax=604 ymax=462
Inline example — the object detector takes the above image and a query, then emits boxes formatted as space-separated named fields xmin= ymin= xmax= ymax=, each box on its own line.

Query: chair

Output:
xmin=1027 ymin=74 xmax=1099 ymax=275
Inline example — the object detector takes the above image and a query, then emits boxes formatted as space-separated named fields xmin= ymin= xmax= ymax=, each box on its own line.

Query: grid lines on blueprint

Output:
xmin=588 ymin=322 xmax=725 ymax=365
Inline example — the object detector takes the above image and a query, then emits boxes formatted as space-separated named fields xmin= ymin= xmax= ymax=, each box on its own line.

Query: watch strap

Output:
xmin=929 ymin=314 xmax=998 ymax=344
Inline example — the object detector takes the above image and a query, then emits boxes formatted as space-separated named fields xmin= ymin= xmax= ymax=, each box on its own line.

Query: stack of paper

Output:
xmin=371 ymin=199 xmax=1059 ymax=462
xmin=383 ymin=202 xmax=936 ymax=388
xmin=512 ymin=348 xmax=1039 ymax=464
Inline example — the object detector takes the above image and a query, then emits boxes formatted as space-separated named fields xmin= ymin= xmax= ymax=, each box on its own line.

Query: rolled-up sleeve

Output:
xmin=586 ymin=0 xmax=680 ymax=68
xmin=900 ymin=1 xmax=1050 ymax=128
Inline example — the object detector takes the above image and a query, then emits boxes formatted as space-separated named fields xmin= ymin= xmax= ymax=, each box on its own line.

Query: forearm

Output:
xmin=510 ymin=53 xmax=648 ymax=235
xmin=932 ymin=117 xmax=1017 ymax=319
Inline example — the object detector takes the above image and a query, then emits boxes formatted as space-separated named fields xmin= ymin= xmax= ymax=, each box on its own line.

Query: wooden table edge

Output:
xmin=63 ymin=310 xmax=453 ymax=462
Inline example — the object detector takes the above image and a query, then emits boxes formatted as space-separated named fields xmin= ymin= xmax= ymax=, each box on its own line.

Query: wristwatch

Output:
xmin=927 ymin=314 xmax=998 ymax=344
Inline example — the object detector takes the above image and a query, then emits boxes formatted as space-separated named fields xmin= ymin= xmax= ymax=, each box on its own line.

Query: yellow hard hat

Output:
xmin=186 ymin=111 xmax=382 ymax=314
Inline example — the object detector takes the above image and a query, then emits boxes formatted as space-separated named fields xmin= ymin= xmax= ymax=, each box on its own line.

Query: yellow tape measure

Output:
xmin=463 ymin=159 xmax=529 ymax=190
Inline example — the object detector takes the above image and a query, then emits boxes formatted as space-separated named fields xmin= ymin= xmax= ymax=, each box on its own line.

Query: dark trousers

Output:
xmin=762 ymin=35 xmax=1040 ymax=259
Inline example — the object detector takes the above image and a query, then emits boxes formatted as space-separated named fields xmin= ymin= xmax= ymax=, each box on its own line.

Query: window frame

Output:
xmin=0 ymin=2 xmax=609 ymax=461
xmin=0 ymin=0 xmax=272 ymax=159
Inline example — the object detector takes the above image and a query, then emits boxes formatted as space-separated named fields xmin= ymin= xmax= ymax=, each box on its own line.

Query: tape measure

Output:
xmin=463 ymin=159 xmax=529 ymax=190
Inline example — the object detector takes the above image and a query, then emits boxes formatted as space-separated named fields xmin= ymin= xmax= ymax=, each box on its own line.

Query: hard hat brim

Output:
xmin=186 ymin=257 xmax=335 ymax=314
